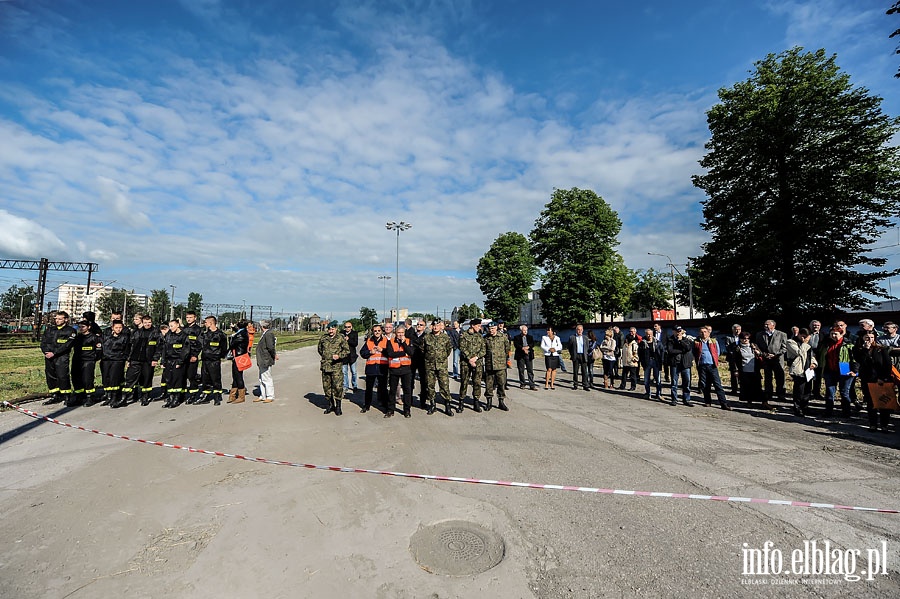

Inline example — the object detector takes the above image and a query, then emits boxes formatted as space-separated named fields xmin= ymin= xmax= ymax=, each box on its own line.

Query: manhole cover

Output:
xmin=409 ymin=520 xmax=504 ymax=576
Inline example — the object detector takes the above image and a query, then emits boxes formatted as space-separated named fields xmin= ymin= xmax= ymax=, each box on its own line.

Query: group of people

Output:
xmin=539 ymin=318 xmax=900 ymax=431
xmin=39 ymin=310 xmax=277 ymax=410
xmin=318 ymin=317 xmax=515 ymax=419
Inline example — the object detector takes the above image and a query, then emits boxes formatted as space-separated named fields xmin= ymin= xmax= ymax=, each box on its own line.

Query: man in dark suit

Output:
xmin=754 ymin=319 xmax=788 ymax=403
xmin=567 ymin=324 xmax=591 ymax=390
xmin=513 ymin=324 xmax=537 ymax=390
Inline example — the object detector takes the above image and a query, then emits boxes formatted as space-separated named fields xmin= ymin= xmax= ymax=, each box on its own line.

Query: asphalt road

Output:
xmin=1 ymin=346 xmax=899 ymax=598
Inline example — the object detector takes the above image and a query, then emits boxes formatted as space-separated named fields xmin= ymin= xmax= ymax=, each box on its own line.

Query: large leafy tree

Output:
xmin=95 ymin=288 xmax=144 ymax=322
xmin=455 ymin=303 xmax=481 ymax=321
xmin=359 ymin=306 xmax=377 ymax=330
xmin=1 ymin=284 xmax=36 ymax=319
xmin=476 ymin=232 xmax=538 ymax=323
xmin=692 ymin=48 xmax=900 ymax=320
xmin=148 ymin=288 xmax=171 ymax=324
xmin=629 ymin=268 xmax=671 ymax=313
xmin=187 ymin=292 xmax=203 ymax=313
xmin=529 ymin=187 xmax=629 ymax=325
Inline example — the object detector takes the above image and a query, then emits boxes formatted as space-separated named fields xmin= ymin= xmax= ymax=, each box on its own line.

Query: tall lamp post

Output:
xmin=648 ymin=252 xmax=677 ymax=321
xmin=378 ymin=275 xmax=391 ymax=324
xmin=647 ymin=253 xmax=694 ymax=320
xmin=385 ymin=221 xmax=412 ymax=323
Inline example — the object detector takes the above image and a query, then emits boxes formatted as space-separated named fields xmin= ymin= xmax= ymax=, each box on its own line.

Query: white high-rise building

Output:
xmin=56 ymin=283 xmax=148 ymax=319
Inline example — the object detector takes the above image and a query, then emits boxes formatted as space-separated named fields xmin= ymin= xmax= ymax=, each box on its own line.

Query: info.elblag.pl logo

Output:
xmin=741 ymin=540 xmax=890 ymax=585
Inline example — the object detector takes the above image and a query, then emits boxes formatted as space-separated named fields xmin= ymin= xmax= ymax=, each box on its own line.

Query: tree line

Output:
xmin=477 ymin=47 xmax=900 ymax=327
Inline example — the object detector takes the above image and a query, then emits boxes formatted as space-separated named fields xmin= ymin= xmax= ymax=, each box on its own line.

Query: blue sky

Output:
xmin=1 ymin=0 xmax=898 ymax=319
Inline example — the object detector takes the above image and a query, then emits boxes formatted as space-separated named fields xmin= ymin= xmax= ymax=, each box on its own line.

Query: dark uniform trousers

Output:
xmin=101 ymin=360 xmax=126 ymax=393
xmin=201 ymin=359 xmax=223 ymax=397
xmin=45 ymin=355 xmax=72 ymax=396
xmin=72 ymin=359 xmax=97 ymax=401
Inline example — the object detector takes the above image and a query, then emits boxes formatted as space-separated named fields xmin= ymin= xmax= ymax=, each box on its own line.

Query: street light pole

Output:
xmin=17 ymin=292 xmax=27 ymax=330
xmin=378 ymin=275 xmax=391 ymax=324
xmin=385 ymin=221 xmax=411 ymax=323
xmin=648 ymin=252 xmax=677 ymax=321
xmin=169 ymin=285 xmax=176 ymax=321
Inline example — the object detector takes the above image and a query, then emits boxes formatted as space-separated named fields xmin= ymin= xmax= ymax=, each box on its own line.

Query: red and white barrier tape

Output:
xmin=3 ymin=401 xmax=898 ymax=514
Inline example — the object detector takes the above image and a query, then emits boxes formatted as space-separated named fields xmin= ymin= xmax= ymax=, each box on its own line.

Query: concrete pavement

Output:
xmin=1 ymin=346 xmax=899 ymax=598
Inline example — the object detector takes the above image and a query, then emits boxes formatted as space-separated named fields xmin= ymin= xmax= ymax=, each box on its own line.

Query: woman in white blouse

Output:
xmin=540 ymin=327 xmax=563 ymax=389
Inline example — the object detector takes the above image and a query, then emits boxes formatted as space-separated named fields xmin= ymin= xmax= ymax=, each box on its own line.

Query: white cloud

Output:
xmin=0 ymin=209 xmax=67 ymax=258
xmin=0 ymin=3 xmax=724 ymax=316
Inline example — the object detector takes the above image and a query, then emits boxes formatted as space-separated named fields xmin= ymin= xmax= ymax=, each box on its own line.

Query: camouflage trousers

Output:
xmin=425 ymin=362 xmax=452 ymax=404
xmin=459 ymin=361 xmax=482 ymax=399
xmin=485 ymin=369 xmax=507 ymax=400
xmin=321 ymin=370 xmax=344 ymax=403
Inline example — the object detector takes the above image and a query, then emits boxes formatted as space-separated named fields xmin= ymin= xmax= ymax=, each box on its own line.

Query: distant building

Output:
xmin=518 ymin=288 xmax=689 ymax=325
xmin=56 ymin=283 xmax=148 ymax=317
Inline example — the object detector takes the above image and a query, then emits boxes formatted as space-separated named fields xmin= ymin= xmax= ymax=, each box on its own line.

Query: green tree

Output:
xmin=529 ymin=187 xmax=629 ymax=325
xmin=476 ymin=232 xmax=538 ymax=323
xmin=96 ymin=288 xmax=143 ymax=322
xmin=629 ymin=268 xmax=671 ymax=313
xmin=148 ymin=288 xmax=170 ymax=324
xmin=455 ymin=303 xmax=481 ymax=321
xmin=187 ymin=292 xmax=203 ymax=314
xmin=692 ymin=48 xmax=900 ymax=320
xmin=359 ymin=306 xmax=377 ymax=330
xmin=1 ymin=285 xmax=36 ymax=319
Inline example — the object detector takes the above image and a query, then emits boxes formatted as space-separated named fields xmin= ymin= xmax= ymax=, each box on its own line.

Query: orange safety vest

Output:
xmin=388 ymin=339 xmax=412 ymax=368
xmin=365 ymin=337 xmax=389 ymax=366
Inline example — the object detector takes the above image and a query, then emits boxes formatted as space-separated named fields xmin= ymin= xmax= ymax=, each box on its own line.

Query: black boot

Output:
xmin=213 ymin=392 xmax=223 ymax=406
xmin=456 ymin=397 xmax=465 ymax=413
xmin=485 ymin=396 xmax=493 ymax=411
xmin=335 ymin=400 xmax=342 ymax=416
xmin=324 ymin=399 xmax=335 ymax=414
xmin=111 ymin=391 xmax=125 ymax=408
xmin=140 ymin=391 xmax=151 ymax=406
xmin=361 ymin=400 xmax=370 ymax=413
xmin=473 ymin=398 xmax=483 ymax=413
xmin=427 ymin=401 xmax=435 ymax=415
xmin=403 ymin=406 xmax=411 ymax=418
xmin=83 ymin=393 xmax=95 ymax=407
xmin=498 ymin=399 xmax=509 ymax=411
xmin=100 ymin=392 xmax=112 ymax=406
xmin=445 ymin=400 xmax=454 ymax=417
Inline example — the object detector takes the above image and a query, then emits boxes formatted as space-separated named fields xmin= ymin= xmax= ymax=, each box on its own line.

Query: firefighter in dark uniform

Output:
xmin=183 ymin=311 xmax=204 ymax=403
xmin=138 ymin=315 xmax=163 ymax=405
xmin=100 ymin=320 xmax=131 ymax=408
xmin=199 ymin=315 xmax=228 ymax=405
xmin=123 ymin=313 xmax=150 ymax=406
xmin=162 ymin=318 xmax=195 ymax=408
xmin=41 ymin=311 xmax=77 ymax=405
xmin=72 ymin=320 xmax=102 ymax=407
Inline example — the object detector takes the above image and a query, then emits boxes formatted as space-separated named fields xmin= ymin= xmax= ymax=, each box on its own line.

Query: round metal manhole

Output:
xmin=409 ymin=520 xmax=505 ymax=576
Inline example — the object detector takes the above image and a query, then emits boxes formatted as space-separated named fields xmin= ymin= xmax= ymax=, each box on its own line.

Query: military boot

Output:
xmin=426 ymin=399 xmax=436 ymax=415
xmin=334 ymin=400 xmax=342 ymax=416
xmin=485 ymin=396 xmax=493 ymax=411
xmin=473 ymin=398 xmax=483 ymax=413
xmin=445 ymin=399 xmax=454 ymax=417
xmin=456 ymin=397 xmax=464 ymax=413
xmin=324 ymin=399 xmax=335 ymax=414
xmin=498 ymin=399 xmax=509 ymax=411
xmin=100 ymin=391 xmax=113 ymax=406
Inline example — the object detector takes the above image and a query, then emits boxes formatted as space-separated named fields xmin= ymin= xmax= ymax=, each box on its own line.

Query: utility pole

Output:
xmin=169 ymin=285 xmax=176 ymax=321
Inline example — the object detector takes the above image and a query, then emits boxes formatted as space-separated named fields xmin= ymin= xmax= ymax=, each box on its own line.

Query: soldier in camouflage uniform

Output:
xmin=484 ymin=321 xmax=511 ymax=411
xmin=423 ymin=319 xmax=455 ymax=416
xmin=458 ymin=318 xmax=486 ymax=412
xmin=318 ymin=320 xmax=350 ymax=415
